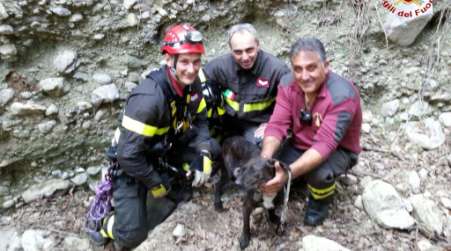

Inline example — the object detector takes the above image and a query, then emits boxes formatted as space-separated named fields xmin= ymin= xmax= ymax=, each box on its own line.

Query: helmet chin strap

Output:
xmin=169 ymin=54 xmax=182 ymax=83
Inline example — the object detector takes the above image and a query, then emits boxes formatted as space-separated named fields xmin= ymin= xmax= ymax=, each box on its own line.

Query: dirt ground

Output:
xmin=3 ymin=131 xmax=451 ymax=251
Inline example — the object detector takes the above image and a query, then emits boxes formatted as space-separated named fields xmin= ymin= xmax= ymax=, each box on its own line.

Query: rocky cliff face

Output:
xmin=0 ymin=0 xmax=450 ymax=250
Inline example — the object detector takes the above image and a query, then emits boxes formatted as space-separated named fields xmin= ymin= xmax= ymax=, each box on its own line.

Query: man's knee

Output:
xmin=307 ymin=165 xmax=335 ymax=188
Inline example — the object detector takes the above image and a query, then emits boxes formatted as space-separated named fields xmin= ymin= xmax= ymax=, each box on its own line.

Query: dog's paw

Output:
xmin=239 ymin=234 xmax=250 ymax=250
xmin=214 ymin=201 xmax=226 ymax=212
xmin=276 ymin=224 xmax=285 ymax=236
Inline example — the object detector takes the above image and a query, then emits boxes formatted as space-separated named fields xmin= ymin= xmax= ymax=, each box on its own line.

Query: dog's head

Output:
xmin=234 ymin=158 xmax=276 ymax=191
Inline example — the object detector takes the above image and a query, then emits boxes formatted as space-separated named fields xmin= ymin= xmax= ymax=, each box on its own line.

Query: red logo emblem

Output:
xmin=256 ymin=78 xmax=269 ymax=88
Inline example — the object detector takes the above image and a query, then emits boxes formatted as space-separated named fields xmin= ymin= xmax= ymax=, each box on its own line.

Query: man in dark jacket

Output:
xmin=201 ymin=23 xmax=290 ymax=144
xmin=261 ymin=38 xmax=362 ymax=226
xmin=88 ymin=24 xmax=219 ymax=250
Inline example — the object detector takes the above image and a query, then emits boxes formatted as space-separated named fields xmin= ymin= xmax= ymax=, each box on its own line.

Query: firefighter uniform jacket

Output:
xmin=116 ymin=67 xmax=210 ymax=189
xmin=203 ymin=50 xmax=290 ymax=125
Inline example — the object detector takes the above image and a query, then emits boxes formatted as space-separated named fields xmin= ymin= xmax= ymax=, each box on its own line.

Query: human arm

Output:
xmin=116 ymin=84 xmax=170 ymax=196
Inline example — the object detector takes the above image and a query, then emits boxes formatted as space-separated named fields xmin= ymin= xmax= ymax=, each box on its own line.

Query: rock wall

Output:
xmin=0 ymin=0 xmax=450 ymax=206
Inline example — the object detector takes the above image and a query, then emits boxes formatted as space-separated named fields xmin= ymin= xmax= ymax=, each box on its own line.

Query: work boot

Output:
xmin=303 ymin=196 xmax=332 ymax=226
xmin=104 ymin=241 xmax=131 ymax=251
xmin=87 ymin=230 xmax=108 ymax=247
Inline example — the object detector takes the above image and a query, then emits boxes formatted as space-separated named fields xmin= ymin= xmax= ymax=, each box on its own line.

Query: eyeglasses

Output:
xmin=163 ymin=30 xmax=203 ymax=48
xmin=186 ymin=30 xmax=203 ymax=43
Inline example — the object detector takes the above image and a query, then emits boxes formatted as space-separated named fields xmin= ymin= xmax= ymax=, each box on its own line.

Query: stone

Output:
xmin=418 ymin=168 xmax=428 ymax=180
xmin=0 ymin=88 xmax=15 ymax=107
xmin=91 ymin=84 xmax=120 ymax=106
xmin=92 ymin=72 xmax=112 ymax=84
xmin=20 ymin=92 xmax=33 ymax=99
xmin=407 ymin=170 xmax=421 ymax=194
xmin=53 ymin=49 xmax=78 ymax=74
xmin=405 ymin=118 xmax=445 ymax=150
xmin=21 ymin=229 xmax=56 ymax=251
xmin=440 ymin=197 xmax=451 ymax=210
xmin=0 ymin=3 xmax=8 ymax=20
xmin=10 ymin=102 xmax=46 ymax=116
xmin=0 ymin=227 xmax=21 ymax=251
xmin=383 ymin=4 xmax=433 ymax=46
xmin=124 ymin=81 xmax=137 ymax=92
xmin=409 ymin=194 xmax=444 ymax=238
xmin=126 ymin=13 xmax=138 ymax=26
xmin=354 ymin=195 xmax=363 ymax=210
xmin=381 ymin=99 xmax=400 ymax=117
xmin=302 ymin=235 xmax=351 ymax=251
xmin=338 ymin=174 xmax=358 ymax=186
xmin=172 ymin=224 xmax=186 ymax=238
xmin=392 ymin=170 xmax=421 ymax=194
xmin=86 ymin=166 xmax=101 ymax=176
xmin=123 ymin=0 xmax=137 ymax=10
xmin=127 ymin=55 xmax=147 ymax=69
xmin=50 ymin=6 xmax=72 ymax=16
xmin=417 ymin=239 xmax=432 ymax=251
xmin=93 ymin=33 xmax=105 ymax=40
xmin=0 ymin=44 xmax=17 ymax=59
xmin=2 ymin=198 xmax=16 ymax=209
xmin=359 ymin=176 xmax=373 ymax=189
xmin=62 ymin=236 xmax=91 ymax=251
xmin=439 ymin=112 xmax=451 ymax=127
xmin=94 ymin=109 xmax=106 ymax=121
xmin=69 ymin=13 xmax=83 ymax=22
xmin=0 ymin=25 xmax=14 ymax=35
xmin=71 ymin=173 xmax=88 ymax=186
xmin=362 ymin=179 xmax=415 ymax=230
xmin=361 ymin=123 xmax=371 ymax=133
xmin=45 ymin=104 xmax=58 ymax=116
xmin=22 ymin=179 xmax=70 ymax=203
xmin=38 ymin=77 xmax=65 ymax=97
xmin=408 ymin=101 xmax=431 ymax=118
xmin=76 ymin=101 xmax=92 ymax=112
xmin=37 ymin=120 xmax=57 ymax=134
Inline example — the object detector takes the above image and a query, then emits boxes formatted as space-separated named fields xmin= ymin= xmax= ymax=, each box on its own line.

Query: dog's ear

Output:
xmin=266 ymin=158 xmax=276 ymax=166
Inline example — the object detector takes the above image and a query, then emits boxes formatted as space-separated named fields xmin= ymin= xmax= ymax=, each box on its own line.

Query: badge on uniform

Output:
xmin=223 ymin=89 xmax=237 ymax=101
xmin=256 ymin=77 xmax=269 ymax=88
xmin=190 ymin=93 xmax=198 ymax=102
xmin=313 ymin=112 xmax=323 ymax=128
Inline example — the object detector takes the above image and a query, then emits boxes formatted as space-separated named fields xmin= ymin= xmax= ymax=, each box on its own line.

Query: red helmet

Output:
xmin=161 ymin=24 xmax=205 ymax=55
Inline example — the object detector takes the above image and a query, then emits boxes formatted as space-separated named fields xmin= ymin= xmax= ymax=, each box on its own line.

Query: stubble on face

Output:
xmin=291 ymin=50 xmax=329 ymax=99
xmin=230 ymin=31 xmax=260 ymax=70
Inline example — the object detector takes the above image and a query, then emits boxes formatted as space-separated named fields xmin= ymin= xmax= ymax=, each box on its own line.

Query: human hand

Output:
xmin=260 ymin=161 xmax=287 ymax=194
xmin=254 ymin=123 xmax=267 ymax=141
xmin=191 ymin=152 xmax=213 ymax=187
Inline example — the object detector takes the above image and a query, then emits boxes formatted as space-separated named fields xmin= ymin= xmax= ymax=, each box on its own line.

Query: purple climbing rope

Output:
xmin=85 ymin=168 xmax=114 ymax=234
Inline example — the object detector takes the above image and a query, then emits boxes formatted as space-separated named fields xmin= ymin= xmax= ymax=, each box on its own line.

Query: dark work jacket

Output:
xmin=116 ymin=66 xmax=210 ymax=189
xmin=203 ymin=50 xmax=290 ymax=125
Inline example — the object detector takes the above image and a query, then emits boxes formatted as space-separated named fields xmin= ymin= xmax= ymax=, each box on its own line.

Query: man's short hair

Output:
xmin=289 ymin=38 xmax=326 ymax=62
xmin=227 ymin=23 xmax=259 ymax=47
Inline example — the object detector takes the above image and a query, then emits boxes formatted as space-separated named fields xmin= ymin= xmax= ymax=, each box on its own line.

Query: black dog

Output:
xmin=214 ymin=136 xmax=282 ymax=250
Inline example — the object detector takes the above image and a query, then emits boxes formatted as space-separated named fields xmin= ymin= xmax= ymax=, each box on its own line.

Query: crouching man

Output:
xmin=87 ymin=24 xmax=219 ymax=250
xmin=260 ymin=37 xmax=362 ymax=226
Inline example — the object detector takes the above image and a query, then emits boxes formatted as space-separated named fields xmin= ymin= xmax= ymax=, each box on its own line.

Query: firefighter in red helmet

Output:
xmin=87 ymin=23 xmax=219 ymax=250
